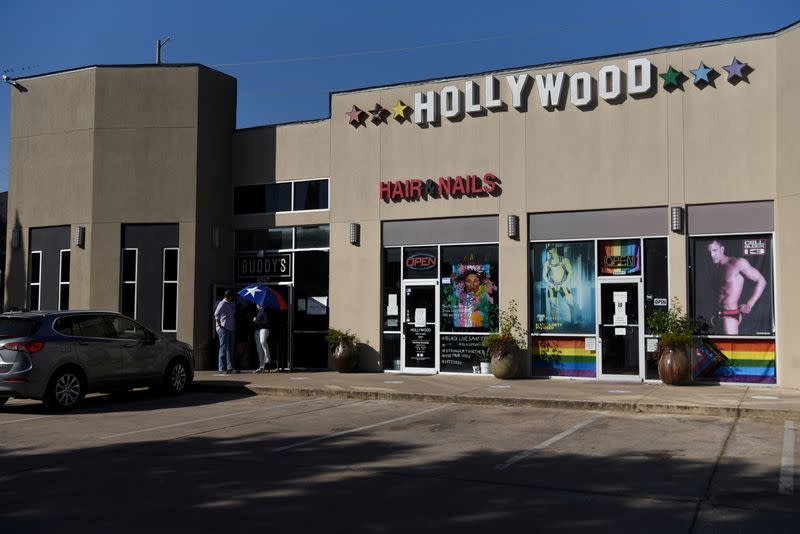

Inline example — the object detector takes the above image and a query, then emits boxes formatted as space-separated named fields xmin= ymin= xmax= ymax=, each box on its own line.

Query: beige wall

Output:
xmin=319 ymin=30 xmax=791 ymax=378
xmin=776 ymin=27 xmax=800 ymax=386
xmin=6 ymin=66 xmax=237 ymax=370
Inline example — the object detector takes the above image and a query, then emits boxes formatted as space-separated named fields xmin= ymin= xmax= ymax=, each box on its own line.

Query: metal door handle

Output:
xmin=79 ymin=341 xmax=89 ymax=346
xmin=124 ymin=343 xmax=135 ymax=348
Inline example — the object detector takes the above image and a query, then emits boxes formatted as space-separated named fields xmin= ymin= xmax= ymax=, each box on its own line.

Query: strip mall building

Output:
xmin=6 ymin=22 xmax=800 ymax=386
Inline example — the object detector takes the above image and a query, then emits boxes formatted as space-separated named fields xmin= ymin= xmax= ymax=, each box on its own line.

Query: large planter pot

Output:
xmin=331 ymin=341 xmax=358 ymax=372
xmin=490 ymin=349 xmax=519 ymax=379
xmin=657 ymin=344 xmax=692 ymax=385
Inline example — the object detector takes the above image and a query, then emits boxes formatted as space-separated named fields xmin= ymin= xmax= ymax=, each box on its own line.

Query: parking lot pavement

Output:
xmin=0 ymin=391 xmax=797 ymax=533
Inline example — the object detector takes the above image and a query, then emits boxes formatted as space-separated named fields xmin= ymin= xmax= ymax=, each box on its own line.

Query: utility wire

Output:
xmin=212 ymin=0 xmax=743 ymax=68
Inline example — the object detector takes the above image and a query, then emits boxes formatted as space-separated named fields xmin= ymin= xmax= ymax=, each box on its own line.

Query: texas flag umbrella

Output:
xmin=237 ymin=285 xmax=288 ymax=310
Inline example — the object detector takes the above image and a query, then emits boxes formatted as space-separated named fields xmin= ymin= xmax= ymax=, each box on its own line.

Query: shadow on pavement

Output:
xmin=0 ymin=422 xmax=796 ymax=532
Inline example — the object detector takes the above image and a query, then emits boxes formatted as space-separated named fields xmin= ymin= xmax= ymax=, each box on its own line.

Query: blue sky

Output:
xmin=1 ymin=0 xmax=798 ymax=192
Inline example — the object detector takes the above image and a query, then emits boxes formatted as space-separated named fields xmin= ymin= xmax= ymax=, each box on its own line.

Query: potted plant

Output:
xmin=481 ymin=300 xmax=526 ymax=379
xmin=325 ymin=328 xmax=359 ymax=372
xmin=645 ymin=298 xmax=697 ymax=385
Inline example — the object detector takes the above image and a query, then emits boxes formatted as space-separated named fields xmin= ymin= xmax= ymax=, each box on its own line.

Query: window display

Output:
xmin=531 ymin=241 xmax=596 ymax=334
xmin=440 ymin=245 xmax=499 ymax=333
xmin=689 ymin=235 xmax=774 ymax=336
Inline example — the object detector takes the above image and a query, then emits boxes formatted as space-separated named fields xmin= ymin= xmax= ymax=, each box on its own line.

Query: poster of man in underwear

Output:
xmin=691 ymin=236 xmax=774 ymax=336
xmin=531 ymin=241 xmax=595 ymax=333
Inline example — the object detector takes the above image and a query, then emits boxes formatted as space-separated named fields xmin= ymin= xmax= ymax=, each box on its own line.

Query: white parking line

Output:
xmin=274 ymin=404 xmax=449 ymax=452
xmin=99 ymin=399 xmax=317 ymax=440
xmin=779 ymin=420 xmax=795 ymax=495
xmin=0 ymin=415 xmax=50 ymax=425
xmin=495 ymin=412 xmax=607 ymax=470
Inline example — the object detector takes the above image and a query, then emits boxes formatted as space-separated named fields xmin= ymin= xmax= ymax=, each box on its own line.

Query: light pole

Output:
xmin=156 ymin=37 xmax=172 ymax=65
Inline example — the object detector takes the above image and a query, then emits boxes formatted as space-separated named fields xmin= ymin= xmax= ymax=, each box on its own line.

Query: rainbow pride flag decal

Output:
xmin=693 ymin=338 xmax=775 ymax=384
xmin=532 ymin=336 xmax=596 ymax=378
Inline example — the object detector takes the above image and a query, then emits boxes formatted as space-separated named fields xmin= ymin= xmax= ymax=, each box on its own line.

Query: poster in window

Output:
xmin=531 ymin=241 xmax=596 ymax=334
xmin=598 ymin=239 xmax=641 ymax=276
xmin=440 ymin=246 xmax=499 ymax=333
xmin=690 ymin=235 xmax=774 ymax=336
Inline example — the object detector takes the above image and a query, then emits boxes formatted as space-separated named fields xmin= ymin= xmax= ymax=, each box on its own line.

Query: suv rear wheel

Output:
xmin=44 ymin=368 xmax=86 ymax=411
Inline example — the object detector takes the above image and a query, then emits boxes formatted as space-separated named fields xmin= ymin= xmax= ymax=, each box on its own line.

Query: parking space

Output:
xmin=0 ymin=391 xmax=797 ymax=532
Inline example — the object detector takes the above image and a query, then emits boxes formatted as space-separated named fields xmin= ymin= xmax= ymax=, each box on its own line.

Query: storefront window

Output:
xmin=293 ymin=180 xmax=329 ymax=211
xmin=440 ymin=245 xmax=499 ymax=333
xmin=293 ymin=250 xmax=329 ymax=368
xmin=531 ymin=241 xmax=596 ymax=334
xmin=403 ymin=246 xmax=438 ymax=280
xmin=295 ymin=225 xmax=329 ymax=249
xmin=234 ymin=183 xmax=292 ymax=214
xmin=236 ymin=228 xmax=293 ymax=251
xmin=598 ymin=239 xmax=641 ymax=276
xmin=689 ymin=234 xmax=774 ymax=336
xmin=644 ymin=238 xmax=669 ymax=334
xmin=382 ymin=248 xmax=401 ymax=331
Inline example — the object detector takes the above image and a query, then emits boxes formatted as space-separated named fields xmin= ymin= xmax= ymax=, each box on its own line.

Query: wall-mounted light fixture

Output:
xmin=10 ymin=228 xmax=20 ymax=249
xmin=75 ymin=226 xmax=86 ymax=248
xmin=507 ymin=215 xmax=519 ymax=239
xmin=670 ymin=206 xmax=684 ymax=234
xmin=349 ymin=223 xmax=360 ymax=246
xmin=212 ymin=225 xmax=220 ymax=248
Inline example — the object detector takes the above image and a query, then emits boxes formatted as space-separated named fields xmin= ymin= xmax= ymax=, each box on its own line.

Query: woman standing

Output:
xmin=253 ymin=304 xmax=271 ymax=373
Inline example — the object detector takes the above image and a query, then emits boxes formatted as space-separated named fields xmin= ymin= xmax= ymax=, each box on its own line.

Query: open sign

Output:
xmin=406 ymin=254 xmax=437 ymax=270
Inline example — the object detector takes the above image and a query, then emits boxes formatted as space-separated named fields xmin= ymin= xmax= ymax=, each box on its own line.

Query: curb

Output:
xmin=193 ymin=381 xmax=800 ymax=421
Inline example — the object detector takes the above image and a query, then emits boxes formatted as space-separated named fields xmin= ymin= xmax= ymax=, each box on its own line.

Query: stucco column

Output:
xmin=329 ymin=220 xmax=382 ymax=371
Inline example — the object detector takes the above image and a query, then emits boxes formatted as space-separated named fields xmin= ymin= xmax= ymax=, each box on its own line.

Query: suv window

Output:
xmin=0 ymin=317 xmax=40 ymax=339
xmin=54 ymin=315 xmax=115 ymax=338
xmin=109 ymin=316 xmax=151 ymax=341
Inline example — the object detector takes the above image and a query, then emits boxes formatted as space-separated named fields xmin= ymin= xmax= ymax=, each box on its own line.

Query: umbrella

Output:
xmin=237 ymin=285 xmax=288 ymax=310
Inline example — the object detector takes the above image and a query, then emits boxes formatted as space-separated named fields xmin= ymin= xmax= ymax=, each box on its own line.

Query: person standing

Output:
xmin=214 ymin=290 xmax=236 ymax=374
xmin=253 ymin=304 xmax=271 ymax=373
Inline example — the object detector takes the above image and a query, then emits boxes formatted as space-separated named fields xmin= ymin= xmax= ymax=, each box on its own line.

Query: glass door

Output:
xmin=267 ymin=284 xmax=292 ymax=371
xmin=401 ymin=281 xmax=438 ymax=374
xmin=597 ymin=278 xmax=644 ymax=380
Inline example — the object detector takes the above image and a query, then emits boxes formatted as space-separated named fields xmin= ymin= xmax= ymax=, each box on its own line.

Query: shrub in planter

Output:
xmin=645 ymin=298 xmax=697 ymax=385
xmin=481 ymin=300 xmax=527 ymax=379
xmin=325 ymin=328 xmax=359 ymax=372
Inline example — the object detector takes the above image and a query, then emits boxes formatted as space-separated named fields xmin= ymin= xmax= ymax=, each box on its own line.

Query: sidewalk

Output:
xmin=193 ymin=370 xmax=800 ymax=420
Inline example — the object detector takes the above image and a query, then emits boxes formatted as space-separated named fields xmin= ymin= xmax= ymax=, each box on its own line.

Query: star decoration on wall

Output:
xmin=369 ymin=104 xmax=389 ymax=124
xmin=659 ymin=66 xmax=683 ymax=89
xmin=391 ymin=100 xmax=410 ymax=121
xmin=346 ymin=105 xmax=366 ymax=127
xmin=690 ymin=62 xmax=713 ymax=86
xmin=722 ymin=57 xmax=748 ymax=82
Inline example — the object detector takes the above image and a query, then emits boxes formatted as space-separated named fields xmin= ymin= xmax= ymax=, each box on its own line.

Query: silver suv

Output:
xmin=0 ymin=311 xmax=194 ymax=411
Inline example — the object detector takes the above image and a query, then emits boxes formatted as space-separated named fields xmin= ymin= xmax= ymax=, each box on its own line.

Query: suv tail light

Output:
xmin=2 ymin=340 xmax=45 ymax=354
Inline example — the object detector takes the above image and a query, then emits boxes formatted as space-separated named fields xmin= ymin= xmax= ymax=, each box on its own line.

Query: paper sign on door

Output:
xmin=414 ymin=308 xmax=427 ymax=327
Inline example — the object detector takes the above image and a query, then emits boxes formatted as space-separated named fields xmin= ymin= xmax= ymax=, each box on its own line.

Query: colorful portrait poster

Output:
xmin=598 ymin=239 xmax=641 ymax=276
xmin=440 ymin=246 xmax=498 ymax=333
xmin=690 ymin=235 xmax=774 ymax=336
xmin=531 ymin=241 xmax=596 ymax=334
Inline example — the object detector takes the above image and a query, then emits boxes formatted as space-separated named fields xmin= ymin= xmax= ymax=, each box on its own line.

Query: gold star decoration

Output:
xmin=391 ymin=100 xmax=410 ymax=121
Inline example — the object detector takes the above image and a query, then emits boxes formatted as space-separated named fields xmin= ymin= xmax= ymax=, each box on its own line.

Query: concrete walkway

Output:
xmin=193 ymin=370 xmax=800 ymax=420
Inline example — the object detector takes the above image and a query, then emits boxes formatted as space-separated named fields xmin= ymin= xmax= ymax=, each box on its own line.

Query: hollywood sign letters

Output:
xmin=411 ymin=57 xmax=652 ymax=125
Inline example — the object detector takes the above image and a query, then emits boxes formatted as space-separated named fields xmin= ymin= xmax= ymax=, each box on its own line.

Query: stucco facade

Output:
xmin=6 ymin=23 xmax=799 ymax=385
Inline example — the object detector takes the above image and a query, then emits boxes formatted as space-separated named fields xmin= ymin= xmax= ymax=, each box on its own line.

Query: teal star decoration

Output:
xmin=690 ymin=62 xmax=713 ymax=86
xmin=659 ymin=66 xmax=683 ymax=89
